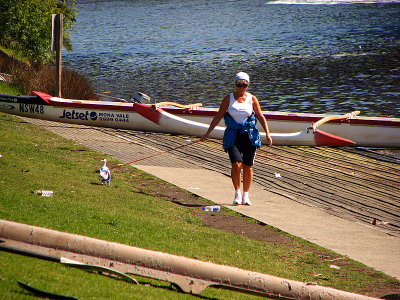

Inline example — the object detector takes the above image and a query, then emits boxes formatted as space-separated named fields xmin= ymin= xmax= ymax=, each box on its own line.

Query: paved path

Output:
xmin=24 ymin=118 xmax=400 ymax=280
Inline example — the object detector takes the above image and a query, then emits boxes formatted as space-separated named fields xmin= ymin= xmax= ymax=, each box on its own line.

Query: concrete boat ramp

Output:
xmin=22 ymin=117 xmax=400 ymax=280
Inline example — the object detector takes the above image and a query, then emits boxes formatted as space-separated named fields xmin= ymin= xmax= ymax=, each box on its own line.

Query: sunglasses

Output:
xmin=236 ymin=83 xmax=248 ymax=88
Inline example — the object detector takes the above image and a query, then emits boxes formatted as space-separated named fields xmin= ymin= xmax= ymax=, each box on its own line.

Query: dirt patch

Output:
xmin=172 ymin=197 xmax=294 ymax=246
xmin=195 ymin=212 xmax=293 ymax=246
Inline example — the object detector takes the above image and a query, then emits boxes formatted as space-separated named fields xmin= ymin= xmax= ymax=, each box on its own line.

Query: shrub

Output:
xmin=11 ymin=64 xmax=97 ymax=100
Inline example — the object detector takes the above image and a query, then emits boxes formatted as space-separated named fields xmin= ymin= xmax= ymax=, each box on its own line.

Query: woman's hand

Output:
xmin=265 ymin=134 xmax=273 ymax=146
xmin=252 ymin=95 xmax=272 ymax=147
xmin=200 ymin=95 xmax=230 ymax=142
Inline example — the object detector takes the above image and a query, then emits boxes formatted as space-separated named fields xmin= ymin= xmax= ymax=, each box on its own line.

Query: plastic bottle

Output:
xmin=201 ymin=205 xmax=220 ymax=212
xmin=32 ymin=190 xmax=54 ymax=197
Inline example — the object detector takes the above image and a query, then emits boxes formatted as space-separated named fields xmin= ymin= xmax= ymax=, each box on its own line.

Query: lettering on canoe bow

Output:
xmin=19 ymin=104 xmax=44 ymax=114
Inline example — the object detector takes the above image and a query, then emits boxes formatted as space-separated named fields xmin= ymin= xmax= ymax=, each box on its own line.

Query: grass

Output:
xmin=0 ymin=102 xmax=399 ymax=298
xmin=0 ymin=81 xmax=21 ymax=95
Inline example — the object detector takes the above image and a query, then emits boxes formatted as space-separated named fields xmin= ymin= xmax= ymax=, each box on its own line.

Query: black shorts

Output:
xmin=227 ymin=131 xmax=257 ymax=166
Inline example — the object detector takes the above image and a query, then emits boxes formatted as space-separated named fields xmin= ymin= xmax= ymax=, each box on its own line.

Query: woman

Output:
xmin=200 ymin=72 xmax=273 ymax=206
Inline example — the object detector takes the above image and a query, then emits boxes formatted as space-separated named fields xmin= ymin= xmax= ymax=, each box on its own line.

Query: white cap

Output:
xmin=235 ymin=72 xmax=250 ymax=83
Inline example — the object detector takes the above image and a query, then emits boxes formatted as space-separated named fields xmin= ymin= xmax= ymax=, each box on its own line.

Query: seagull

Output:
xmin=99 ymin=159 xmax=111 ymax=185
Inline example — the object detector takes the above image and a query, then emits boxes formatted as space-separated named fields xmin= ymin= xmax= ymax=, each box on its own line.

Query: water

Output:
xmin=64 ymin=0 xmax=400 ymax=117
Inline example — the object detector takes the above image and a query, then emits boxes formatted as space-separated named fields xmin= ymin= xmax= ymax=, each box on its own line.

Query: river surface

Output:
xmin=64 ymin=0 xmax=400 ymax=117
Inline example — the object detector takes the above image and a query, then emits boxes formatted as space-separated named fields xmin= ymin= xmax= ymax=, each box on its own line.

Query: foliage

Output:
xmin=0 ymin=0 xmax=76 ymax=65
xmin=11 ymin=64 xmax=97 ymax=99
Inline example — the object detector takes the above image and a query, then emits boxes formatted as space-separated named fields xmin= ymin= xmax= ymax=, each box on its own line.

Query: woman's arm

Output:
xmin=200 ymin=95 xmax=230 ymax=141
xmin=252 ymin=95 xmax=273 ymax=146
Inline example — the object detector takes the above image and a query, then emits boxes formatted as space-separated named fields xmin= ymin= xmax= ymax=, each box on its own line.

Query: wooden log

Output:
xmin=0 ymin=220 xmax=378 ymax=299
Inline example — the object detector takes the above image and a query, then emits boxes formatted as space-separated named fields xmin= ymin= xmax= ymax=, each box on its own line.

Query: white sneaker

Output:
xmin=242 ymin=192 xmax=251 ymax=206
xmin=233 ymin=190 xmax=242 ymax=205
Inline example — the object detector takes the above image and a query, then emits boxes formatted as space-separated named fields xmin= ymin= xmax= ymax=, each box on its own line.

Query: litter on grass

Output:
xmin=329 ymin=264 xmax=341 ymax=270
xmin=202 ymin=205 xmax=220 ymax=212
xmin=32 ymin=190 xmax=54 ymax=197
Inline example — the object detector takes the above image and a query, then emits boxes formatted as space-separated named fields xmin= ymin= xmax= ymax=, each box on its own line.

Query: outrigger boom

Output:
xmin=134 ymin=103 xmax=356 ymax=146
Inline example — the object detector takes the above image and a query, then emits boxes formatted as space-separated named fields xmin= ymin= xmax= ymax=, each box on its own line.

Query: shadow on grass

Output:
xmin=172 ymin=200 xmax=204 ymax=208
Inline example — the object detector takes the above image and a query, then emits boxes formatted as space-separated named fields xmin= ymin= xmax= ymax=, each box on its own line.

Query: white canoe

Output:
xmin=133 ymin=103 xmax=355 ymax=146
xmin=0 ymin=91 xmax=399 ymax=147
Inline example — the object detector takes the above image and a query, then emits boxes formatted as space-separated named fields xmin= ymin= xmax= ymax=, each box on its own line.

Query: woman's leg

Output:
xmin=242 ymin=164 xmax=253 ymax=193
xmin=231 ymin=161 xmax=243 ymax=205
xmin=228 ymin=145 xmax=244 ymax=204
xmin=231 ymin=161 xmax=242 ymax=190
xmin=242 ymin=164 xmax=253 ymax=205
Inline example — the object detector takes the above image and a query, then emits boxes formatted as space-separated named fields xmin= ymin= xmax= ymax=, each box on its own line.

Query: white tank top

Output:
xmin=227 ymin=92 xmax=253 ymax=123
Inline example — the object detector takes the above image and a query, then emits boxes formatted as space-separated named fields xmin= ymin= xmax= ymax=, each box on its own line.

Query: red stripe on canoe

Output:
xmin=314 ymin=129 xmax=355 ymax=146
xmin=133 ymin=103 xmax=161 ymax=124
xmin=32 ymin=91 xmax=51 ymax=103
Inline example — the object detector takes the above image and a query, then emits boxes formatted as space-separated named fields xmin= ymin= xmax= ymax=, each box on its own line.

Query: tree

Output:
xmin=0 ymin=0 xmax=77 ymax=65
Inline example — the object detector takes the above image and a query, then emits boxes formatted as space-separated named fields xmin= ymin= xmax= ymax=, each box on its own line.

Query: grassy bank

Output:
xmin=0 ymin=110 xmax=399 ymax=299
xmin=0 ymin=81 xmax=20 ymax=95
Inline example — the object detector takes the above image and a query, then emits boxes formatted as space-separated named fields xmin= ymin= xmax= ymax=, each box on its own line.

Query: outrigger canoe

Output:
xmin=0 ymin=91 xmax=399 ymax=147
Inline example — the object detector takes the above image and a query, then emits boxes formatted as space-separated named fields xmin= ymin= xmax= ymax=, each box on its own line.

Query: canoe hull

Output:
xmin=1 ymin=92 xmax=399 ymax=147
xmin=0 ymin=93 xmax=165 ymax=132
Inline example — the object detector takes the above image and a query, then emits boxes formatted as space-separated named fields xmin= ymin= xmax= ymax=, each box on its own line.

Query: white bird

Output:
xmin=99 ymin=159 xmax=111 ymax=185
